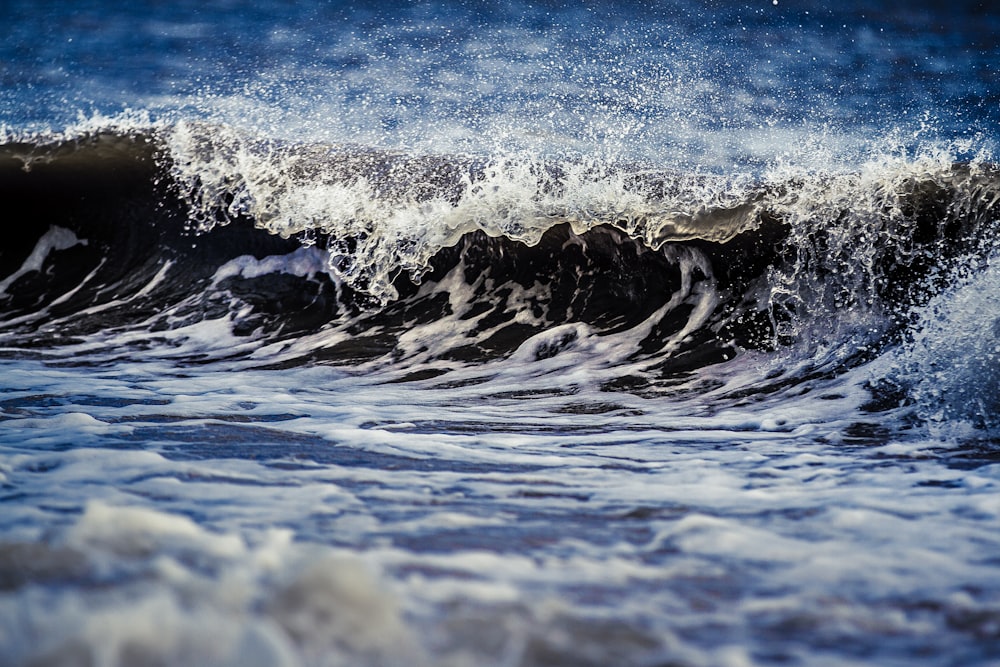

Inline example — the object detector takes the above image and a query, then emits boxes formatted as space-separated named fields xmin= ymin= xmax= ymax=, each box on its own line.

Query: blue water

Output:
xmin=2 ymin=2 xmax=1000 ymax=666
xmin=6 ymin=1 xmax=997 ymax=162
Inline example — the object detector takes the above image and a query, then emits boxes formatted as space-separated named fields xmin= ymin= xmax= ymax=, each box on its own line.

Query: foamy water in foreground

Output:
xmin=2 ymin=296 xmax=999 ymax=665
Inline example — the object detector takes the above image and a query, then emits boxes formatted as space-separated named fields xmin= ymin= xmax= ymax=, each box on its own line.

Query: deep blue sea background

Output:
xmin=5 ymin=0 xmax=998 ymax=163
xmin=2 ymin=2 xmax=1000 ymax=666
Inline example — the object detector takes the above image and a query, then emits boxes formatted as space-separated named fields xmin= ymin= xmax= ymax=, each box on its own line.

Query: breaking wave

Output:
xmin=1 ymin=123 xmax=999 ymax=429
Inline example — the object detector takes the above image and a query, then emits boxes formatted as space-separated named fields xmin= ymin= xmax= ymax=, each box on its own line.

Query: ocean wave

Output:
xmin=1 ymin=124 xmax=998 ymax=381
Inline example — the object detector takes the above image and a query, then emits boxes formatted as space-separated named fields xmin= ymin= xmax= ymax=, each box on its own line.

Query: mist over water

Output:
xmin=2 ymin=1 xmax=1000 ymax=666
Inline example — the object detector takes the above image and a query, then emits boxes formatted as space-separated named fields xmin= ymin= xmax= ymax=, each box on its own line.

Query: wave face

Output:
xmin=3 ymin=127 xmax=998 ymax=370
xmin=3 ymin=2 xmax=1000 ymax=666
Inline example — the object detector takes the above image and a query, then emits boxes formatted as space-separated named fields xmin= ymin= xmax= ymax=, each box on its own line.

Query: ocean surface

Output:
xmin=2 ymin=1 xmax=1000 ymax=665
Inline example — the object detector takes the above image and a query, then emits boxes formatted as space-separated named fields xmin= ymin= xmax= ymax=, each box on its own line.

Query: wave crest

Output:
xmin=2 ymin=123 xmax=999 ymax=378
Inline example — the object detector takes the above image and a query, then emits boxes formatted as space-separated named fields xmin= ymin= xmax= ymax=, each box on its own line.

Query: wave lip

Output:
xmin=162 ymin=121 xmax=769 ymax=304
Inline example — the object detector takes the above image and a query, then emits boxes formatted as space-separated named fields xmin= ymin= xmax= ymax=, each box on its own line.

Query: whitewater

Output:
xmin=2 ymin=1 xmax=999 ymax=665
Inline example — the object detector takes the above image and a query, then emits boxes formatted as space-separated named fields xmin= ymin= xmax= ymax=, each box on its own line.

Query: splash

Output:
xmin=884 ymin=250 xmax=1000 ymax=434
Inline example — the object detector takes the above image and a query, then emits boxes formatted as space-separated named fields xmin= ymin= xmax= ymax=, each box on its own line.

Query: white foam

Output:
xmin=1 ymin=343 xmax=999 ymax=666
xmin=887 ymin=252 xmax=1000 ymax=430
xmin=0 ymin=226 xmax=86 ymax=296
xmin=212 ymin=247 xmax=333 ymax=283
xmin=67 ymin=501 xmax=246 ymax=559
